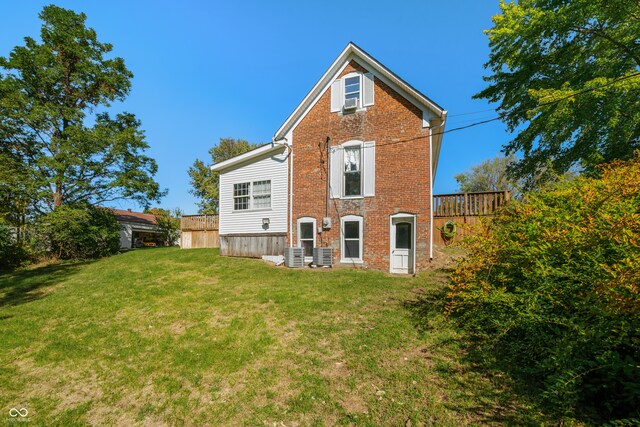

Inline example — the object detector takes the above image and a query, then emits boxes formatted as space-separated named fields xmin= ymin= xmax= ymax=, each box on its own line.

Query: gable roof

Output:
xmin=210 ymin=142 xmax=286 ymax=172
xmin=273 ymin=41 xmax=447 ymax=141
xmin=210 ymin=42 xmax=447 ymax=179
xmin=112 ymin=209 xmax=157 ymax=226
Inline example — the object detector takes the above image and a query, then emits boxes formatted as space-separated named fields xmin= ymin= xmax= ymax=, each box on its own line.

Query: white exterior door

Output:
xmin=391 ymin=218 xmax=414 ymax=274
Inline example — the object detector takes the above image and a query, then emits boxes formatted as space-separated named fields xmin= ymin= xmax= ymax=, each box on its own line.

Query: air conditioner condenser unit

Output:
xmin=313 ymin=247 xmax=333 ymax=267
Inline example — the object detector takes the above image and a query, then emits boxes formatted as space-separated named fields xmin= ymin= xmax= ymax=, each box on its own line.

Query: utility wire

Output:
xmin=297 ymin=71 xmax=640 ymax=152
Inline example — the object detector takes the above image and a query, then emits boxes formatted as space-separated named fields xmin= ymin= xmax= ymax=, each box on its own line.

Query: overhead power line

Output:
xmin=323 ymin=71 xmax=640 ymax=151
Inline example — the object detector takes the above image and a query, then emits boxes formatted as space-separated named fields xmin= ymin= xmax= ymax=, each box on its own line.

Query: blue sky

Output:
xmin=1 ymin=1 xmax=511 ymax=213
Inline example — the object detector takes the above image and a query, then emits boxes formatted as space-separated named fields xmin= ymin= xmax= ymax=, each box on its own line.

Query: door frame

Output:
xmin=389 ymin=213 xmax=416 ymax=274
xmin=297 ymin=217 xmax=316 ymax=262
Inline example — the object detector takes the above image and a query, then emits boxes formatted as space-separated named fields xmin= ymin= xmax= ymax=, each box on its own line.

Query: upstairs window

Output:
xmin=233 ymin=180 xmax=271 ymax=211
xmin=344 ymin=76 xmax=361 ymax=105
xmin=343 ymin=146 xmax=362 ymax=197
xmin=330 ymin=72 xmax=375 ymax=113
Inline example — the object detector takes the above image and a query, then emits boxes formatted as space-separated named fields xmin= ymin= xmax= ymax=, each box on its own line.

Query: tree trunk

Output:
xmin=53 ymin=182 xmax=63 ymax=208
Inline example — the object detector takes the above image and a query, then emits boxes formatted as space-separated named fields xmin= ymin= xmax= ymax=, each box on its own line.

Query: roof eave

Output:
xmin=210 ymin=142 xmax=286 ymax=172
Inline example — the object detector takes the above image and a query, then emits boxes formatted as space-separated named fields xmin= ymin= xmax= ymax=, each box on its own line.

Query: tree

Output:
xmin=188 ymin=138 xmax=258 ymax=213
xmin=145 ymin=207 xmax=181 ymax=246
xmin=0 ymin=5 xmax=163 ymax=212
xmin=455 ymin=154 xmax=521 ymax=195
xmin=475 ymin=0 xmax=640 ymax=187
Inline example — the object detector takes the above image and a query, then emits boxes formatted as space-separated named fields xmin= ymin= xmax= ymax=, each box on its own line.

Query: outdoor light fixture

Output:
xmin=262 ymin=218 xmax=270 ymax=226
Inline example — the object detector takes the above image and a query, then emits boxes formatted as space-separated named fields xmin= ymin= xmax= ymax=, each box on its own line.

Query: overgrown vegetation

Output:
xmin=448 ymin=154 xmax=640 ymax=423
xmin=0 ymin=222 xmax=25 ymax=270
xmin=145 ymin=207 xmax=181 ymax=246
xmin=39 ymin=205 xmax=120 ymax=260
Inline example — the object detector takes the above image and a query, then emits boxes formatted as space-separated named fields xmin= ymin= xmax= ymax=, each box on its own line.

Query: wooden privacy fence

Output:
xmin=180 ymin=214 xmax=219 ymax=249
xmin=433 ymin=190 xmax=510 ymax=246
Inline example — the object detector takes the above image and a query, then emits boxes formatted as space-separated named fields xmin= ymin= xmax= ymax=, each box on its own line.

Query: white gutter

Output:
xmin=429 ymin=113 xmax=447 ymax=261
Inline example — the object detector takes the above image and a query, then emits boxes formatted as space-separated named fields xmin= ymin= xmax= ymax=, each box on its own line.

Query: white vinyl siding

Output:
xmin=219 ymin=147 xmax=288 ymax=235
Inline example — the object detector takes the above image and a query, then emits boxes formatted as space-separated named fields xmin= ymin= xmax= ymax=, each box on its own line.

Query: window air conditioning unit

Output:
xmin=343 ymin=98 xmax=358 ymax=110
xmin=284 ymin=247 xmax=305 ymax=268
xmin=313 ymin=247 xmax=333 ymax=267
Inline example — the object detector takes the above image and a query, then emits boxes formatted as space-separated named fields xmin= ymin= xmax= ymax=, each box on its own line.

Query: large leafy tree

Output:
xmin=455 ymin=154 xmax=521 ymax=194
xmin=188 ymin=138 xmax=257 ymax=214
xmin=0 ymin=5 xmax=163 ymax=212
xmin=476 ymin=0 xmax=640 ymax=186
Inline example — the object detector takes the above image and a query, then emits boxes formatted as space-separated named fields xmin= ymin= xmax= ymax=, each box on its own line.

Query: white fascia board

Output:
xmin=210 ymin=143 xmax=285 ymax=172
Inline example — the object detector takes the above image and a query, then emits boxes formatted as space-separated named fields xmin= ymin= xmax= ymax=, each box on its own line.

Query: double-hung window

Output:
xmin=341 ymin=215 xmax=363 ymax=263
xmin=343 ymin=146 xmax=362 ymax=197
xmin=233 ymin=180 xmax=271 ymax=211
xmin=252 ymin=180 xmax=271 ymax=209
xmin=344 ymin=75 xmax=360 ymax=106
xmin=233 ymin=182 xmax=250 ymax=211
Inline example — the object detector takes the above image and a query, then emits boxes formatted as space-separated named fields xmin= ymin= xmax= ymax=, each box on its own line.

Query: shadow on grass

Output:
xmin=403 ymin=270 xmax=546 ymax=426
xmin=0 ymin=261 xmax=90 ymax=308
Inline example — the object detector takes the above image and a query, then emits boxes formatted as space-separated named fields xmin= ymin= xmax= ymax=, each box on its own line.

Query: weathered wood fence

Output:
xmin=433 ymin=190 xmax=510 ymax=245
xmin=180 ymin=214 xmax=219 ymax=249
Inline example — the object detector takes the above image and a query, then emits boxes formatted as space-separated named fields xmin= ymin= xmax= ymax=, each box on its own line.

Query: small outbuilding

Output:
xmin=113 ymin=209 xmax=163 ymax=249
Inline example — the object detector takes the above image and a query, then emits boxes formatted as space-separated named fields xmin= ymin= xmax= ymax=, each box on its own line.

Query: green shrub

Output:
xmin=0 ymin=222 xmax=26 ymax=270
xmin=447 ymin=154 xmax=640 ymax=422
xmin=40 ymin=205 xmax=120 ymax=260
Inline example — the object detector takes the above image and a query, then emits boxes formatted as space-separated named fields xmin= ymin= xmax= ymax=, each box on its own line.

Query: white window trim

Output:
xmin=297 ymin=217 xmax=316 ymax=262
xmin=341 ymin=140 xmax=364 ymax=199
xmin=340 ymin=215 xmax=364 ymax=264
xmin=232 ymin=180 xmax=272 ymax=212
xmin=233 ymin=182 xmax=250 ymax=211
xmin=342 ymin=72 xmax=362 ymax=109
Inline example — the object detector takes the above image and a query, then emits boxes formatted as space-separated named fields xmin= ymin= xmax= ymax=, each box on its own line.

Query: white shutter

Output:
xmin=363 ymin=141 xmax=375 ymax=197
xmin=330 ymin=79 xmax=343 ymax=112
xmin=330 ymin=146 xmax=342 ymax=198
xmin=363 ymin=73 xmax=374 ymax=107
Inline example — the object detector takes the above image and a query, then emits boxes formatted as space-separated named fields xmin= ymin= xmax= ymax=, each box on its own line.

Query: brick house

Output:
xmin=211 ymin=42 xmax=447 ymax=274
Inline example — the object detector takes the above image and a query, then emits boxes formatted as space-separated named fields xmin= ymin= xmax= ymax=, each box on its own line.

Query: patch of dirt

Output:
xmin=423 ymin=245 xmax=467 ymax=271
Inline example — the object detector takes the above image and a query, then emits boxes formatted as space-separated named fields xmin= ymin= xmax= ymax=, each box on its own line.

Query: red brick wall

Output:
xmin=291 ymin=61 xmax=432 ymax=271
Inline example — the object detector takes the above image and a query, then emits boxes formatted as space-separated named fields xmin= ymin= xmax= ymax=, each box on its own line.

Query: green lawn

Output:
xmin=0 ymin=248 xmax=545 ymax=426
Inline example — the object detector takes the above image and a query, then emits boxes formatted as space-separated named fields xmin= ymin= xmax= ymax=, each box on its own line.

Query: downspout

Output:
xmin=272 ymin=136 xmax=293 ymax=248
xmin=428 ymin=113 xmax=447 ymax=261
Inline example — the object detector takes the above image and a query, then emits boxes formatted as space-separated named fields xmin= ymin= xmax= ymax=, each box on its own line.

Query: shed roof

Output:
xmin=112 ymin=209 xmax=157 ymax=226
